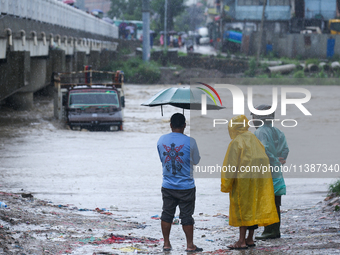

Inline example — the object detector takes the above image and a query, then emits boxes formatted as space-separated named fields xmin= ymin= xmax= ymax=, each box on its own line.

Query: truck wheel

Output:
xmin=70 ymin=125 xmax=81 ymax=131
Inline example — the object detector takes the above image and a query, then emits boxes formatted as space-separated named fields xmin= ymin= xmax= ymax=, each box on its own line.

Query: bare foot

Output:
xmin=185 ymin=245 xmax=203 ymax=252
xmin=245 ymin=237 xmax=255 ymax=246
xmin=227 ymin=240 xmax=248 ymax=250
xmin=163 ymin=242 xmax=171 ymax=251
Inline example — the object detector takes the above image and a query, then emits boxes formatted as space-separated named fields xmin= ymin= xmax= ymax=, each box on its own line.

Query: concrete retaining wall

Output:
xmin=248 ymin=32 xmax=340 ymax=59
xmin=114 ymin=39 xmax=141 ymax=54
xmin=138 ymin=49 xmax=248 ymax=74
xmin=173 ymin=56 xmax=248 ymax=74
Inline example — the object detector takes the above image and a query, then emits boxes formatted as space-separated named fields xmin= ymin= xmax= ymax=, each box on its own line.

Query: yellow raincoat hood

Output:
xmin=228 ymin=115 xmax=249 ymax=140
xmin=221 ymin=115 xmax=279 ymax=227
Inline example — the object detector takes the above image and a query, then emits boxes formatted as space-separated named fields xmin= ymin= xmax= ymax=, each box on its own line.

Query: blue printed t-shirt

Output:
xmin=157 ymin=132 xmax=200 ymax=190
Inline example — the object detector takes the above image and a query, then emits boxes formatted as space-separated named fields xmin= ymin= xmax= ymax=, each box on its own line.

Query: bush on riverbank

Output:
xmin=110 ymin=57 xmax=161 ymax=84
xmin=329 ymin=179 xmax=340 ymax=196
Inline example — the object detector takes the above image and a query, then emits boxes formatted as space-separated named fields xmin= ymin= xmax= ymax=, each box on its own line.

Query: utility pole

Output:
xmin=220 ymin=1 xmax=223 ymax=52
xmin=142 ymin=0 xmax=150 ymax=62
xmin=257 ymin=0 xmax=267 ymax=65
xmin=164 ymin=0 xmax=168 ymax=51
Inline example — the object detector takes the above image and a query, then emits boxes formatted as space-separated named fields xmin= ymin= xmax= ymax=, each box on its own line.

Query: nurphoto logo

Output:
xmin=199 ymin=84 xmax=312 ymax=128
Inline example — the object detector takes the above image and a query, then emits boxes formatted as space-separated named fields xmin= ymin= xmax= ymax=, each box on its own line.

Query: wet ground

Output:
xmin=0 ymin=84 xmax=339 ymax=254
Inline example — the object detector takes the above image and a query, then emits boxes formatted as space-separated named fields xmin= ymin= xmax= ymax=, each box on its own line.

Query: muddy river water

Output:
xmin=1 ymin=84 xmax=338 ymax=208
xmin=0 ymin=84 xmax=339 ymax=254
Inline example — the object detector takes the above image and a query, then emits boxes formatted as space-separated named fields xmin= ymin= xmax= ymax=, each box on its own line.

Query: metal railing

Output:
xmin=0 ymin=0 xmax=118 ymax=38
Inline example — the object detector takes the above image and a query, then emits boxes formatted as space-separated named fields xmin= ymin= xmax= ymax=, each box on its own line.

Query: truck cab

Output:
xmin=67 ymin=86 xmax=123 ymax=131
xmin=53 ymin=70 xmax=125 ymax=131
xmin=329 ymin=19 xmax=340 ymax=34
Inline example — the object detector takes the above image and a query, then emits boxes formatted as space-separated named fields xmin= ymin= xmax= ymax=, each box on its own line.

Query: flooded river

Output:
xmin=0 ymin=84 xmax=339 ymax=254
xmin=0 ymin=84 xmax=338 ymax=214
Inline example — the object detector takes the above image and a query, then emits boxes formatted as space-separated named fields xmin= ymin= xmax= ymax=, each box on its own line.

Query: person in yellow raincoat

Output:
xmin=221 ymin=115 xmax=279 ymax=250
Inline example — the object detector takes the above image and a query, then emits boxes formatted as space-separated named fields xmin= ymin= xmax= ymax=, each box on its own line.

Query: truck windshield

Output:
xmin=330 ymin=22 xmax=340 ymax=32
xmin=69 ymin=91 xmax=119 ymax=107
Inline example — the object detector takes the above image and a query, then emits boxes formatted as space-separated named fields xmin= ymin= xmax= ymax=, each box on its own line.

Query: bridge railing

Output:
xmin=0 ymin=0 xmax=118 ymax=38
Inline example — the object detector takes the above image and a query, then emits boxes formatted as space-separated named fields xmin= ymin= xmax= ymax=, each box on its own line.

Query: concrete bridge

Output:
xmin=0 ymin=0 xmax=120 ymax=110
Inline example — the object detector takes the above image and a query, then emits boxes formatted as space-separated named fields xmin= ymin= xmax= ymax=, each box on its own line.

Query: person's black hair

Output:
xmin=170 ymin=113 xmax=186 ymax=129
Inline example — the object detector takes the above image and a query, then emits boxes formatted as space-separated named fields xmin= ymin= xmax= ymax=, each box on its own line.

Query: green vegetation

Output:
xmin=333 ymin=70 xmax=340 ymax=78
xmin=305 ymin=58 xmax=320 ymax=66
xmin=244 ymin=58 xmax=257 ymax=77
xmin=293 ymin=70 xmax=305 ymax=78
xmin=178 ymin=51 xmax=187 ymax=57
xmin=260 ymin=63 xmax=269 ymax=72
xmin=329 ymin=179 xmax=340 ymax=196
xmin=109 ymin=0 xmax=186 ymax=31
xmin=151 ymin=0 xmax=186 ymax=31
xmin=255 ymin=74 xmax=269 ymax=78
xmin=110 ymin=57 xmax=161 ymax=84
xmin=266 ymin=51 xmax=276 ymax=60
xmin=104 ymin=50 xmax=340 ymax=85
xmin=314 ymin=69 xmax=328 ymax=78
xmin=173 ymin=4 xmax=205 ymax=32
xmin=119 ymin=48 xmax=132 ymax=55
xmin=279 ymin=57 xmax=300 ymax=66
xmin=269 ymin=72 xmax=283 ymax=78
xmin=109 ymin=0 xmax=142 ymax=20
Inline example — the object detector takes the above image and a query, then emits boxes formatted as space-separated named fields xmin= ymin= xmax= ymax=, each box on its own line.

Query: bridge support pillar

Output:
xmin=0 ymin=51 xmax=30 ymax=102
xmin=75 ymin=51 xmax=87 ymax=71
xmin=48 ymin=49 xmax=66 ymax=75
xmin=89 ymin=51 xmax=100 ymax=69
xmin=66 ymin=56 xmax=73 ymax=72
xmin=20 ymin=58 xmax=48 ymax=94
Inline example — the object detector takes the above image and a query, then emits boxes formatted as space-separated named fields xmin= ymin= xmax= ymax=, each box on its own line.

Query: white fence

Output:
xmin=0 ymin=0 xmax=118 ymax=38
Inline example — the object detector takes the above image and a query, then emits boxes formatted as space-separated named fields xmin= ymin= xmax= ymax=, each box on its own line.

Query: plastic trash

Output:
xmin=172 ymin=218 xmax=179 ymax=225
xmin=0 ymin=202 xmax=7 ymax=208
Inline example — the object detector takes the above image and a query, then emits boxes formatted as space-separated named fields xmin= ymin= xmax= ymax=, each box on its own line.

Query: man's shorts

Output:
xmin=161 ymin=187 xmax=195 ymax=226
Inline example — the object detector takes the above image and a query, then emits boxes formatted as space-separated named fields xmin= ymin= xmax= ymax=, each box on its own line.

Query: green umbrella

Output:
xmin=141 ymin=87 xmax=224 ymax=115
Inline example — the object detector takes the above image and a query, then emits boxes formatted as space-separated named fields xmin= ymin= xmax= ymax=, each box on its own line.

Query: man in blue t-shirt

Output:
xmin=157 ymin=113 xmax=203 ymax=253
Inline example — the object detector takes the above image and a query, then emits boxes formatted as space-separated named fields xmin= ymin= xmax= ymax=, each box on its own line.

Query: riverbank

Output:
xmin=1 ymin=191 xmax=339 ymax=254
xmin=119 ymin=45 xmax=340 ymax=85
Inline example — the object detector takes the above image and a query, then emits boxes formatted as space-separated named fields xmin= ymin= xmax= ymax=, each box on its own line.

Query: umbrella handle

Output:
xmin=161 ymin=105 xmax=163 ymax=116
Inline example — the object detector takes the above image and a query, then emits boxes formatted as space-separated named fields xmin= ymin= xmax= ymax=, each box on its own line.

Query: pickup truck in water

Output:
xmin=53 ymin=69 xmax=125 ymax=131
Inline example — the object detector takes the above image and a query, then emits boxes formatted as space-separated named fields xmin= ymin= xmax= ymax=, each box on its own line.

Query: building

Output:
xmin=221 ymin=0 xmax=338 ymax=33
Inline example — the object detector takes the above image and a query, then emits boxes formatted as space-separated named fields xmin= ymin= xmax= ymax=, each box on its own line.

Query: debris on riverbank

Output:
xmin=1 ymin=191 xmax=339 ymax=254
xmin=0 ymin=191 xmax=160 ymax=254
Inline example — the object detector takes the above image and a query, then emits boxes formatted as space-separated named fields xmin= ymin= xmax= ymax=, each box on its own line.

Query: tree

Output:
xmin=108 ymin=0 xmax=142 ymax=20
xmin=109 ymin=0 xmax=185 ymax=31
xmin=174 ymin=4 xmax=205 ymax=32
xmin=151 ymin=0 xmax=186 ymax=31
